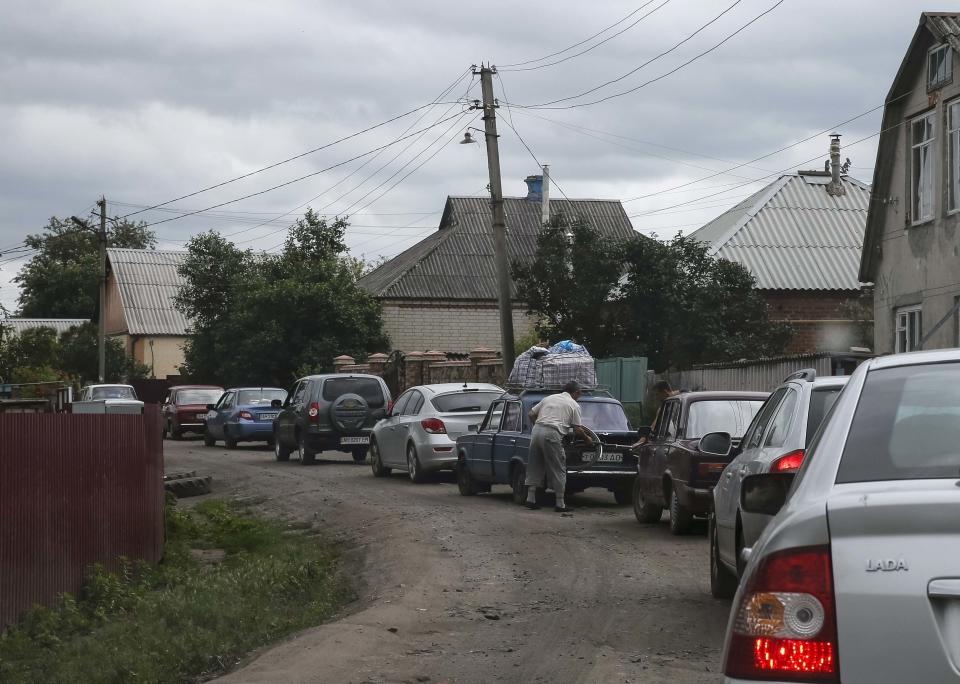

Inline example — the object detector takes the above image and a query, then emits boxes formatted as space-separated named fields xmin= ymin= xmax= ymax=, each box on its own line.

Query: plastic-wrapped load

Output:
xmin=507 ymin=346 xmax=549 ymax=387
xmin=508 ymin=342 xmax=596 ymax=388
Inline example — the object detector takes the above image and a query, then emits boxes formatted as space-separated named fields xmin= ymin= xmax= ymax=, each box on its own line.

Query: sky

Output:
xmin=0 ymin=0 xmax=935 ymax=311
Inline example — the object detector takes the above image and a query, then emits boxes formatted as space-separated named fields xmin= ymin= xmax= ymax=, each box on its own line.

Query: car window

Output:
xmin=805 ymin=386 xmax=844 ymax=444
xmin=176 ymin=389 xmax=223 ymax=405
xmin=654 ymin=400 xmax=677 ymax=439
xmin=290 ymin=382 xmax=308 ymax=406
xmin=403 ymin=391 xmax=424 ymax=416
xmin=764 ymin=389 xmax=799 ymax=448
xmin=221 ymin=392 xmax=235 ymax=410
xmin=838 ymin=363 xmax=960 ymax=483
xmin=431 ymin=391 xmax=501 ymax=413
xmin=322 ymin=377 xmax=385 ymax=408
xmin=391 ymin=391 xmax=412 ymax=417
xmin=237 ymin=389 xmax=286 ymax=406
xmin=481 ymin=401 xmax=505 ymax=433
xmin=685 ymin=399 xmax=765 ymax=440
xmin=664 ymin=401 xmax=680 ymax=439
xmin=502 ymin=402 xmax=522 ymax=432
xmin=91 ymin=386 xmax=136 ymax=400
xmin=580 ymin=402 xmax=629 ymax=431
xmin=743 ymin=389 xmax=786 ymax=449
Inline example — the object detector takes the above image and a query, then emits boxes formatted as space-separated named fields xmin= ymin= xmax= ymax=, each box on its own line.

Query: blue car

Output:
xmin=204 ymin=387 xmax=288 ymax=449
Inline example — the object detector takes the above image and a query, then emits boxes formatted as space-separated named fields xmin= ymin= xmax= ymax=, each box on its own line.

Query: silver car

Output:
xmin=710 ymin=370 xmax=849 ymax=597
xmin=721 ymin=349 xmax=960 ymax=683
xmin=369 ymin=383 xmax=503 ymax=483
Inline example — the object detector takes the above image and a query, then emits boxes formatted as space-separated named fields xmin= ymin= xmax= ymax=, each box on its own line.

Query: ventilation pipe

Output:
xmin=541 ymin=164 xmax=550 ymax=225
xmin=827 ymin=134 xmax=846 ymax=197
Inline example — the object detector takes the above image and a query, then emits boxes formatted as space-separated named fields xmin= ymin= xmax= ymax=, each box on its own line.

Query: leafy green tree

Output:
xmin=15 ymin=215 xmax=155 ymax=318
xmin=175 ymin=210 xmax=389 ymax=387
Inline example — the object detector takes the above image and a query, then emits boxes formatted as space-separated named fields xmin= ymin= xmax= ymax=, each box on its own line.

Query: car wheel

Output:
xmin=632 ymin=477 xmax=663 ymax=524
xmin=668 ymin=487 xmax=694 ymax=535
xmin=224 ymin=429 xmax=237 ymax=450
xmin=170 ymin=422 xmax=182 ymax=440
xmin=203 ymin=432 xmax=216 ymax=447
xmin=710 ymin=514 xmax=738 ymax=599
xmin=457 ymin=458 xmax=479 ymax=496
xmin=613 ymin=483 xmax=633 ymax=506
xmin=510 ymin=463 xmax=528 ymax=505
xmin=297 ymin=432 xmax=316 ymax=465
xmin=370 ymin=440 xmax=391 ymax=477
xmin=274 ymin=433 xmax=291 ymax=462
xmin=407 ymin=444 xmax=427 ymax=483
xmin=352 ymin=448 xmax=368 ymax=464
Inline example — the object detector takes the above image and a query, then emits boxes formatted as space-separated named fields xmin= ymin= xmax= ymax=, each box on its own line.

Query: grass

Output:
xmin=0 ymin=496 xmax=352 ymax=683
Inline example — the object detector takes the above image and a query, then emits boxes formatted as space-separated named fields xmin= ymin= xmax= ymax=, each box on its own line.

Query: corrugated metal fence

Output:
xmin=0 ymin=405 xmax=164 ymax=628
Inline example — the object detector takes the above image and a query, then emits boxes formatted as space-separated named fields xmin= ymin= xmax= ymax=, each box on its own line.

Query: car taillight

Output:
xmin=773 ymin=449 xmax=805 ymax=473
xmin=725 ymin=545 xmax=838 ymax=682
xmin=696 ymin=462 xmax=727 ymax=478
xmin=420 ymin=418 xmax=447 ymax=434
xmin=386 ymin=401 xmax=394 ymax=414
xmin=308 ymin=402 xmax=320 ymax=424
xmin=239 ymin=410 xmax=254 ymax=420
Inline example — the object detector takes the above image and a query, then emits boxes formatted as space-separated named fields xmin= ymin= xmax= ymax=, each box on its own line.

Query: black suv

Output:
xmin=272 ymin=374 xmax=391 ymax=464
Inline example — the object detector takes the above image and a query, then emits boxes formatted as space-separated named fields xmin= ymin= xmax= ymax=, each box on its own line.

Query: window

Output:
xmin=481 ymin=402 xmax=505 ymax=432
xmin=928 ymin=44 xmax=953 ymax=90
xmin=580 ymin=402 xmax=630 ymax=431
xmin=685 ymin=399 xmax=766 ymax=440
xmin=431 ymin=391 xmax=500 ymax=413
xmin=911 ymin=112 xmax=936 ymax=224
xmin=290 ymin=382 xmax=306 ymax=406
xmin=804 ymin=385 xmax=844 ymax=444
xmin=764 ymin=390 xmax=799 ymax=448
xmin=91 ymin=386 xmax=136 ymax=400
xmin=895 ymin=305 xmax=923 ymax=353
xmin=501 ymin=402 xmax=522 ymax=432
xmin=176 ymin=389 xmax=223 ymax=405
xmin=237 ymin=389 xmax=286 ymax=406
xmin=660 ymin=401 xmax=679 ymax=439
xmin=221 ymin=392 xmax=235 ymax=410
xmin=321 ymin=378 xmax=385 ymax=408
xmin=391 ymin=391 xmax=412 ymax=416
xmin=741 ymin=389 xmax=786 ymax=450
xmin=403 ymin=391 xmax=424 ymax=415
xmin=950 ymin=101 xmax=960 ymax=212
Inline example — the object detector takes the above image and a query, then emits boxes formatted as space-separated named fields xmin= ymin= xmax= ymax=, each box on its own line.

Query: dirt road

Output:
xmin=165 ymin=439 xmax=730 ymax=684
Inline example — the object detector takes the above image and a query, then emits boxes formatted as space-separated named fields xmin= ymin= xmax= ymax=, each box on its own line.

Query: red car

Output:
xmin=161 ymin=385 xmax=224 ymax=439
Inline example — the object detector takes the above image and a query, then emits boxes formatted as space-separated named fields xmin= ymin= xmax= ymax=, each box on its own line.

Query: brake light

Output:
xmin=697 ymin=462 xmax=727 ymax=478
xmin=239 ymin=410 xmax=254 ymax=420
xmin=773 ymin=449 xmax=805 ymax=473
xmin=386 ymin=401 xmax=394 ymax=414
xmin=420 ymin=418 xmax=447 ymax=434
xmin=308 ymin=402 xmax=320 ymax=424
xmin=725 ymin=546 xmax=838 ymax=681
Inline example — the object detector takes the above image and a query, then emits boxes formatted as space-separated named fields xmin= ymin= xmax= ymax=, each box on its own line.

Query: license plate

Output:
xmin=341 ymin=436 xmax=369 ymax=445
xmin=597 ymin=452 xmax=623 ymax=463
xmin=259 ymin=413 xmax=278 ymax=421
xmin=196 ymin=413 xmax=207 ymax=420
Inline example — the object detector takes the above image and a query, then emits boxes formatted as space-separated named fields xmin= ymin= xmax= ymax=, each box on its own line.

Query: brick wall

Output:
xmin=762 ymin=290 xmax=871 ymax=354
xmin=381 ymin=299 xmax=535 ymax=353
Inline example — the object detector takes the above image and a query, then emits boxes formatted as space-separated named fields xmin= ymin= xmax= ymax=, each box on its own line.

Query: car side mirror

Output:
xmin=741 ymin=473 xmax=795 ymax=516
xmin=698 ymin=431 xmax=732 ymax=457
xmin=206 ymin=404 xmax=215 ymax=411
xmin=271 ymin=399 xmax=283 ymax=409
xmin=468 ymin=424 xmax=479 ymax=432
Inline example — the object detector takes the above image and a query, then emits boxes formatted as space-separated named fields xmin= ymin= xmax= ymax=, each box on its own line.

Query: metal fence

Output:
xmin=596 ymin=357 xmax=648 ymax=425
xmin=0 ymin=405 xmax=165 ymax=628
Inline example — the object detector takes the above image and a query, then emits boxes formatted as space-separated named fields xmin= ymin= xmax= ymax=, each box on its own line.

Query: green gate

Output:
xmin=595 ymin=357 xmax=648 ymax=426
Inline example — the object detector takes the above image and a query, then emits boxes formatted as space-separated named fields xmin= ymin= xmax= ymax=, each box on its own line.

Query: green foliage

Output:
xmin=0 ymin=498 xmax=349 ymax=683
xmin=513 ymin=221 xmax=792 ymax=371
xmin=14 ymin=215 xmax=155 ymax=319
xmin=176 ymin=209 xmax=389 ymax=387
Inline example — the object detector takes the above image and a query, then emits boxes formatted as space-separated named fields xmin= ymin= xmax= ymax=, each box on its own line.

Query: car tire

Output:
xmin=370 ymin=440 xmax=391 ymax=477
xmin=352 ymin=448 xmax=368 ymax=464
xmin=613 ymin=483 xmax=633 ymax=506
xmin=668 ymin=487 xmax=694 ymax=535
xmin=297 ymin=432 xmax=316 ymax=465
xmin=511 ymin=463 xmax=528 ymax=505
xmin=170 ymin=422 xmax=182 ymax=440
xmin=710 ymin=514 xmax=738 ymax=599
xmin=407 ymin=444 xmax=428 ymax=483
xmin=274 ymin=433 xmax=291 ymax=462
xmin=457 ymin=458 xmax=479 ymax=496
xmin=224 ymin=429 xmax=237 ymax=450
xmin=632 ymin=477 xmax=663 ymax=523
xmin=204 ymin=432 xmax=216 ymax=447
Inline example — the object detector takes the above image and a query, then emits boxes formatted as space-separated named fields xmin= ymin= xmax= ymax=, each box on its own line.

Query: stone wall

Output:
xmin=762 ymin=290 xmax=871 ymax=354
xmin=334 ymin=348 xmax=506 ymax=394
xmin=380 ymin=299 xmax=535 ymax=353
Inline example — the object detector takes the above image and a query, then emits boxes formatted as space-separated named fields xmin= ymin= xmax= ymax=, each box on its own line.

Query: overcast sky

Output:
xmin=0 ymin=0 xmax=934 ymax=311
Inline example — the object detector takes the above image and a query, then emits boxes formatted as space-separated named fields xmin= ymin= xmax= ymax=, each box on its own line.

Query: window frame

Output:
xmin=910 ymin=111 xmax=937 ymax=226
xmin=928 ymin=44 xmax=953 ymax=91
xmin=391 ymin=391 xmax=412 ymax=417
xmin=894 ymin=305 xmax=923 ymax=353
xmin=403 ymin=390 xmax=424 ymax=416
xmin=763 ymin=388 xmax=799 ymax=448
xmin=480 ymin=401 xmax=505 ymax=433
xmin=949 ymin=100 xmax=960 ymax=214
xmin=501 ymin=401 xmax=523 ymax=433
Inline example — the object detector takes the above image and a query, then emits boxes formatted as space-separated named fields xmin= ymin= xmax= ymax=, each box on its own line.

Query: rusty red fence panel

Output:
xmin=0 ymin=405 xmax=164 ymax=628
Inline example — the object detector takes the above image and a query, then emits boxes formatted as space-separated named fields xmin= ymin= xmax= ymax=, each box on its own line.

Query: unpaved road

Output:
xmin=166 ymin=439 xmax=730 ymax=684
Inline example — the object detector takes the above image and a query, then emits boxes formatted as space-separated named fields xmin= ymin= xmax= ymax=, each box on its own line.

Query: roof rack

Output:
xmin=504 ymin=384 xmax=610 ymax=393
xmin=783 ymin=368 xmax=817 ymax=383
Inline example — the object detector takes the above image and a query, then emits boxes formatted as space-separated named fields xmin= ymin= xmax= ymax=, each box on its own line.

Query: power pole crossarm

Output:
xmin=477 ymin=65 xmax=516 ymax=375
xmin=97 ymin=197 xmax=107 ymax=383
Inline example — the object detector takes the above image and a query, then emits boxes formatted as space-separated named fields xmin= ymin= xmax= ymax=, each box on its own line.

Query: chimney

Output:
xmin=541 ymin=165 xmax=550 ymax=225
xmin=524 ymin=174 xmax=543 ymax=202
xmin=827 ymin=134 xmax=846 ymax=197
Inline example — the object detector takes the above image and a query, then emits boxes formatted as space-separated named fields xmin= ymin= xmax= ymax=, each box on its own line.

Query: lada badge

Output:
xmin=866 ymin=558 xmax=909 ymax=572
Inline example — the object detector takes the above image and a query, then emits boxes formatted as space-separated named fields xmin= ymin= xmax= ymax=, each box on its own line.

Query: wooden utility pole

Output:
xmin=476 ymin=65 xmax=515 ymax=375
xmin=97 ymin=197 xmax=107 ymax=383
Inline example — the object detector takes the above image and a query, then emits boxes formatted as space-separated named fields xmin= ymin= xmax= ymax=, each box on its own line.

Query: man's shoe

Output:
xmin=554 ymin=505 xmax=575 ymax=513
xmin=524 ymin=501 xmax=541 ymax=510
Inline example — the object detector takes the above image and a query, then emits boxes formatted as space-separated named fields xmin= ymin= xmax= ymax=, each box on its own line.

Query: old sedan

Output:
xmin=633 ymin=391 xmax=767 ymax=534
xmin=204 ymin=387 xmax=287 ymax=448
xmin=161 ymin=385 xmax=224 ymax=439
xmin=370 ymin=383 xmax=503 ymax=482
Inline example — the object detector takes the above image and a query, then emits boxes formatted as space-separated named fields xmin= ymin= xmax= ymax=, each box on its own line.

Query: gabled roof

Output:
xmin=689 ymin=172 xmax=870 ymax=291
xmin=359 ymin=196 xmax=636 ymax=300
xmin=107 ymin=248 xmax=189 ymax=336
xmin=1 ymin=318 xmax=90 ymax=336
xmin=861 ymin=12 xmax=960 ymax=281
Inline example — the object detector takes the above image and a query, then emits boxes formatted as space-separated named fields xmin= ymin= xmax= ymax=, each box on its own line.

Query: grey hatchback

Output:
xmin=272 ymin=374 xmax=391 ymax=464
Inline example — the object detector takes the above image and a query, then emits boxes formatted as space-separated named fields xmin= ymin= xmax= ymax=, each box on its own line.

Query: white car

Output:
xmin=369 ymin=383 xmax=503 ymax=482
xmin=73 ymin=384 xmax=144 ymax=414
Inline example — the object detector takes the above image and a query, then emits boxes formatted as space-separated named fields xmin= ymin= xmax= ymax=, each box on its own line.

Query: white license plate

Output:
xmin=341 ymin=436 xmax=369 ymax=445
xmin=597 ymin=452 xmax=623 ymax=463
xmin=259 ymin=413 xmax=278 ymax=421
xmin=196 ymin=413 xmax=207 ymax=420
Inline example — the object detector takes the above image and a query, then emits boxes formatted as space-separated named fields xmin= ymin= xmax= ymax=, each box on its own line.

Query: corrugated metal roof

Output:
xmin=107 ymin=248 xmax=190 ymax=336
xmin=1 ymin=318 xmax=90 ymax=336
xmin=689 ymin=174 xmax=870 ymax=291
xmin=359 ymin=196 xmax=636 ymax=299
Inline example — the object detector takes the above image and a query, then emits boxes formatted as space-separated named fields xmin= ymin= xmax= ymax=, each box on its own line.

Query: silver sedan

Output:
xmin=721 ymin=349 xmax=960 ymax=683
xmin=369 ymin=383 xmax=503 ymax=483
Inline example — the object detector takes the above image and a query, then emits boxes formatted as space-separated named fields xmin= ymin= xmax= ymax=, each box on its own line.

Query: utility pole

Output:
xmin=97 ymin=197 xmax=107 ymax=383
xmin=475 ymin=64 xmax=515 ymax=375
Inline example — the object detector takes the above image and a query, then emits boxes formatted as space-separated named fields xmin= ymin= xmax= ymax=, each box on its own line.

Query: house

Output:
xmin=860 ymin=12 xmax=960 ymax=353
xmin=358 ymin=181 xmax=637 ymax=352
xmin=105 ymin=248 xmax=189 ymax=379
xmin=1 ymin=318 xmax=90 ymax=337
xmin=690 ymin=143 xmax=871 ymax=355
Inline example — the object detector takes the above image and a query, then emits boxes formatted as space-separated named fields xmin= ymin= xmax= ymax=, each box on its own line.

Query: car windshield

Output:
xmin=685 ymin=399 xmax=764 ymax=439
xmin=322 ymin=378 xmax=385 ymax=408
xmin=91 ymin=386 xmax=136 ymax=400
xmin=805 ymin=386 xmax=844 ymax=443
xmin=432 ymin=391 xmax=501 ymax=413
xmin=580 ymin=401 xmax=630 ymax=431
xmin=237 ymin=389 xmax=287 ymax=406
xmin=176 ymin=389 xmax=223 ymax=405
xmin=837 ymin=363 xmax=960 ymax=483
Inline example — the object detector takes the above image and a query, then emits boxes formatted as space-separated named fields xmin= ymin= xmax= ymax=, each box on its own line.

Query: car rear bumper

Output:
xmin=306 ymin=429 xmax=373 ymax=451
xmin=232 ymin=423 xmax=274 ymax=440
xmin=674 ymin=482 xmax=714 ymax=513
xmin=415 ymin=436 xmax=458 ymax=470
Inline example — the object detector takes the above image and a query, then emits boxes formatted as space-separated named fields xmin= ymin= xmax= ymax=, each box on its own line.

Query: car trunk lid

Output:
xmin=438 ymin=411 xmax=489 ymax=440
xmin=827 ymin=480 xmax=960 ymax=683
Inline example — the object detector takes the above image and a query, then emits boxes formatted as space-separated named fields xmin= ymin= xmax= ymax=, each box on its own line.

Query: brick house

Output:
xmin=358 ymin=190 xmax=636 ymax=353
xmin=689 ymin=156 xmax=871 ymax=354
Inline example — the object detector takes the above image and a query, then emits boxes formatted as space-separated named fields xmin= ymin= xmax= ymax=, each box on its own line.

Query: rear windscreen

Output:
xmin=580 ymin=402 xmax=629 ymax=431
xmin=176 ymin=389 xmax=223 ymax=405
xmin=837 ymin=363 xmax=960 ymax=483
xmin=237 ymin=389 xmax=287 ymax=406
xmin=431 ymin=391 xmax=501 ymax=413
xmin=805 ymin=386 xmax=843 ymax=444
xmin=685 ymin=400 xmax=764 ymax=439
xmin=322 ymin=378 xmax=385 ymax=408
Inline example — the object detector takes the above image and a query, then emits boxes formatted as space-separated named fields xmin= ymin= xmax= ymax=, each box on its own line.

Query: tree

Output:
xmin=15 ymin=214 xmax=155 ymax=318
xmin=175 ymin=210 xmax=390 ymax=387
xmin=513 ymin=222 xmax=791 ymax=371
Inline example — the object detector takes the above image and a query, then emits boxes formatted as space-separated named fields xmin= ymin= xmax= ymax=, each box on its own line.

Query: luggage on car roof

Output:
xmin=508 ymin=341 xmax=597 ymax=389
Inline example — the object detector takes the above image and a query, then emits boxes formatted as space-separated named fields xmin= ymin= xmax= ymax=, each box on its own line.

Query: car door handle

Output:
xmin=929 ymin=579 xmax=960 ymax=598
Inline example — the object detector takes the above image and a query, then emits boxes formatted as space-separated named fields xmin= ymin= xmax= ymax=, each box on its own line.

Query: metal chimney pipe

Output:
xmin=541 ymin=164 xmax=550 ymax=225
xmin=827 ymin=134 xmax=846 ymax=196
